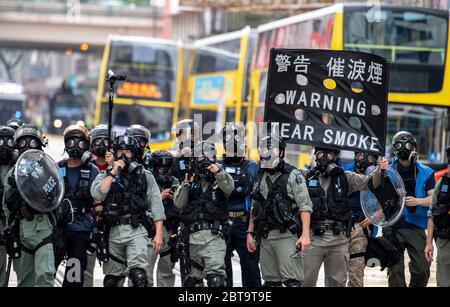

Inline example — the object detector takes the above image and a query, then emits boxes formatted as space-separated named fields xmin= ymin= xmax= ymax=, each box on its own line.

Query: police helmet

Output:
xmin=150 ymin=150 xmax=174 ymax=168
xmin=193 ymin=141 xmax=216 ymax=160
xmin=126 ymin=124 xmax=151 ymax=143
xmin=392 ymin=131 xmax=417 ymax=152
xmin=6 ymin=118 xmax=24 ymax=131
xmin=14 ymin=125 xmax=45 ymax=145
xmin=90 ymin=124 xmax=110 ymax=141
xmin=63 ymin=124 xmax=90 ymax=142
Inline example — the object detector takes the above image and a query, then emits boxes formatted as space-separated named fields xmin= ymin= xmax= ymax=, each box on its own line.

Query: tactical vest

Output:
xmin=432 ymin=175 xmax=450 ymax=239
xmin=157 ymin=176 xmax=181 ymax=230
xmin=306 ymin=170 xmax=352 ymax=222
xmin=220 ymin=158 xmax=252 ymax=212
xmin=181 ymin=178 xmax=228 ymax=224
xmin=104 ymin=166 xmax=148 ymax=219
xmin=58 ymin=160 xmax=94 ymax=215
xmin=252 ymin=164 xmax=300 ymax=236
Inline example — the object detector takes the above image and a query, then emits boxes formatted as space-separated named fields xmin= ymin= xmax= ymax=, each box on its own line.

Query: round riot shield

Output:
xmin=360 ymin=167 xmax=406 ymax=227
xmin=15 ymin=149 xmax=64 ymax=213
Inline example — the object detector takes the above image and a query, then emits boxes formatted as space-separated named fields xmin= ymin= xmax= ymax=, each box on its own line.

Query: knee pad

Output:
xmin=129 ymin=268 xmax=148 ymax=288
xmin=263 ymin=281 xmax=283 ymax=287
xmin=283 ymin=279 xmax=301 ymax=287
xmin=103 ymin=275 xmax=123 ymax=287
xmin=184 ymin=276 xmax=204 ymax=287
xmin=206 ymin=274 xmax=226 ymax=287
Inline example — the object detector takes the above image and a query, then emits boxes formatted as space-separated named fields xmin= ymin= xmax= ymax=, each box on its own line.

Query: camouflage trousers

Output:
xmin=347 ymin=224 xmax=368 ymax=287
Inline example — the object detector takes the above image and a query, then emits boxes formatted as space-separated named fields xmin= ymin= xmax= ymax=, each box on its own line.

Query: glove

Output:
xmin=4 ymin=227 xmax=21 ymax=259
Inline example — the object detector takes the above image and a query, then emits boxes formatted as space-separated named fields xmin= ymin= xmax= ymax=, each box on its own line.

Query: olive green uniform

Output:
xmin=91 ymin=170 xmax=165 ymax=284
xmin=300 ymin=169 xmax=381 ymax=287
xmin=429 ymin=179 xmax=450 ymax=287
xmin=174 ymin=170 xmax=234 ymax=281
xmin=3 ymin=167 xmax=56 ymax=287
xmin=253 ymin=167 xmax=313 ymax=284
xmin=147 ymin=176 xmax=179 ymax=287
xmin=0 ymin=164 xmax=12 ymax=287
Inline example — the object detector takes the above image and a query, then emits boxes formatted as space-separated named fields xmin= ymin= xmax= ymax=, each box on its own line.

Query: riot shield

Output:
xmin=15 ymin=149 xmax=64 ymax=213
xmin=360 ymin=167 xmax=406 ymax=227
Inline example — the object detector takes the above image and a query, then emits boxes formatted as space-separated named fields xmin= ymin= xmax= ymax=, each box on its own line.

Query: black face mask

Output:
xmin=0 ymin=147 xmax=13 ymax=165
xmin=192 ymin=157 xmax=214 ymax=176
xmin=154 ymin=166 xmax=171 ymax=185
xmin=119 ymin=154 xmax=130 ymax=170
xmin=396 ymin=150 xmax=414 ymax=161
xmin=65 ymin=138 xmax=88 ymax=159
xmin=91 ymin=137 xmax=109 ymax=158
xmin=314 ymin=151 xmax=337 ymax=175
xmin=224 ymin=156 xmax=243 ymax=164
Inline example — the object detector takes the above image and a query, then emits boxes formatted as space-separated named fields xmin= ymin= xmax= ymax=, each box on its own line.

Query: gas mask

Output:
xmin=258 ymin=144 xmax=284 ymax=172
xmin=118 ymin=153 xmax=139 ymax=174
xmin=192 ymin=156 xmax=214 ymax=175
xmin=314 ymin=150 xmax=338 ymax=175
xmin=16 ymin=137 xmax=42 ymax=157
xmin=0 ymin=137 xmax=14 ymax=165
xmin=65 ymin=137 xmax=89 ymax=159
xmin=354 ymin=152 xmax=378 ymax=174
xmin=91 ymin=137 xmax=109 ymax=158
xmin=393 ymin=141 xmax=417 ymax=163
xmin=154 ymin=165 xmax=171 ymax=185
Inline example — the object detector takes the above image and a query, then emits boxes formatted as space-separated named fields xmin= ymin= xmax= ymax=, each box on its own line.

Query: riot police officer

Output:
xmin=246 ymin=135 xmax=312 ymax=287
xmin=3 ymin=125 xmax=56 ymax=287
xmin=347 ymin=152 xmax=378 ymax=287
xmin=301 ymin=147 xmax=387 ymax=287
xmin=219 ymin=123 xmax=261 ymax=287
xmin=90 ymin=124 xmax=111 ymax=172
xmin=426 ymin=146 xmax=450 ymax=287
xmin=56 ymin=124 xmax=99 ymax=287
xmin=90 ymin=135 xmax=165 ymax=287
xmin=147 ymin=150 xmax=180 ymax=287
xmin=6 ymin=118 xmax=24 ymax=131
xmin=174 ymin=141 xmax=234 ymax=287
xmin=171 ymin=119 xmax=200 ymax=182
xmin=387 ymin=131 xmax=434 ymax=287
xmin=0 ymin=125 xmax=16 ymax=286
xmin=125 ymin=124 xmax=151 ymax=165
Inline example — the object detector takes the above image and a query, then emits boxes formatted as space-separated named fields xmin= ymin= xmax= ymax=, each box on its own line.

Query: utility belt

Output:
xmin=188 ymin=220 xmax=224 ymax=235
xmin=106 ymin=213 xmax=143 ymax=228
xmin=312 ymin=221 xmax=347 ymax=236
xmin=228 ymin=211 xmax=249 ymax=224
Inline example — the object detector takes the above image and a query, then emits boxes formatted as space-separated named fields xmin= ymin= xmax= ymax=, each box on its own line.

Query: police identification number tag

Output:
xmin=441 ymin=184 xmax=448 ymax=193
xmin=308 ymin=179 xmax=318 ymax=187
xmin=179 ymin=160 xmax=186 ymax=170
xmin=59 ymin=167 xmax=66 ymax=177
xmin=225 ymin=167 xmax=236 ymax=174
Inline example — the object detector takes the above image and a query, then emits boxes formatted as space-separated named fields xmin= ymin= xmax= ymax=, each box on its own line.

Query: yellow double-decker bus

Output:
xmin=95 ymin=35 xmax=184 ymax=150
xmin=247 ymin=3 xmax=450 ymax=168
xmin=187 ymin=27 xmax=254 ymax=137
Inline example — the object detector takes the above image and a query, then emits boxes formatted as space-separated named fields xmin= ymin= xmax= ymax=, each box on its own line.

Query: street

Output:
xmin=6 ymin=134 xmax=438 ymax=287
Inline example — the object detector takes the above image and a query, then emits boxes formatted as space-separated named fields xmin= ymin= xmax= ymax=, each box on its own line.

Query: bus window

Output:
xmin=387 ymin=104 xmax=447 ymax=162
xmin=107 ymin=40 xmax=178 ymax=101
xmin=344 ymin=7 xmax=448 ymax=93
xmin=100 ymin=104 xmax=173 ymax=142
xmin=225 ymin=106 xmax=248 ymax=123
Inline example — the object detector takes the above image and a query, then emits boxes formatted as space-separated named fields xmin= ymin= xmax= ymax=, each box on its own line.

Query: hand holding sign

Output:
xmin=264 ymin=49 xmax=389 ymax=156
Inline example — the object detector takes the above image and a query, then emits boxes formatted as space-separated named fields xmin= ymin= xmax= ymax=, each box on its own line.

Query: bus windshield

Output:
xmin=344 ymin=7 xmax=448 ymax=93
xmin=100 ymin=104 xmax=173 ymax=142
xmin=107 ymin=39 xmax=178 ymax=101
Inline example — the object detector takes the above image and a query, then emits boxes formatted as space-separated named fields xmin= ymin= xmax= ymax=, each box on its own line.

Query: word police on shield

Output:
xmin=264 ymin=49 xmax=389 ymax=156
